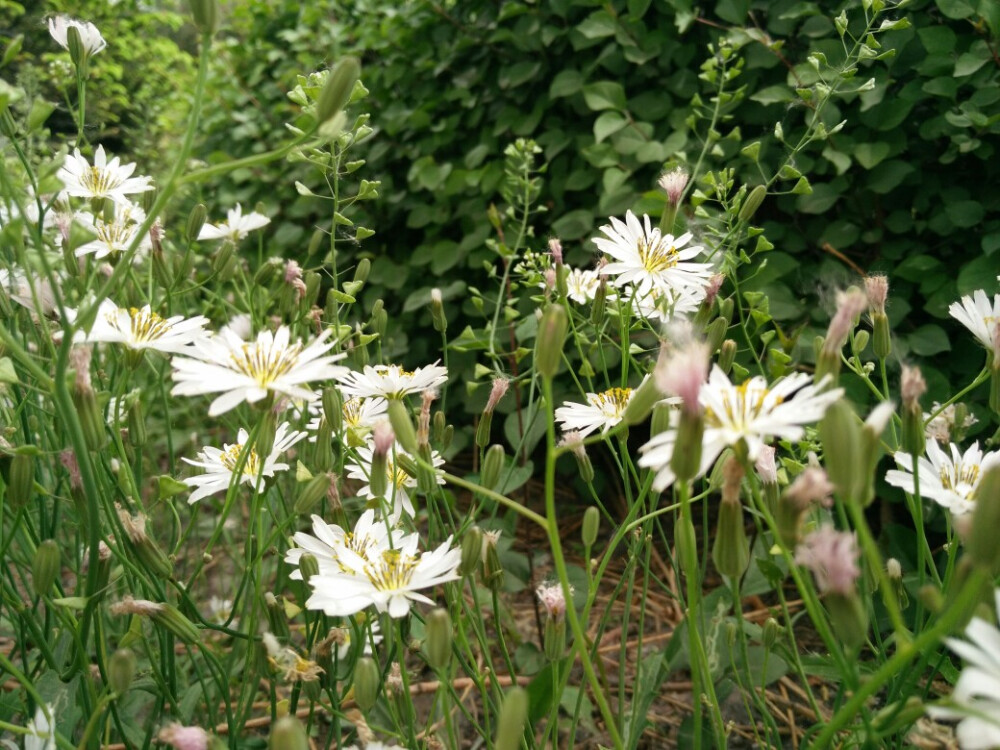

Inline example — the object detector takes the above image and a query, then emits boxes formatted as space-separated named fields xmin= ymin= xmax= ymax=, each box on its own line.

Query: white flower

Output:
xmin=928 ymin=588 xmax=1000 ymax=749
xmin=171 ymin=326 xmax=348 ymax=416
xmin=949 ymin=290 xmax=1000 ymax=352
xmin=539 ymin=267 xmax=613 ymax=305
xmin=639 ymin=367 xmax=843 ymax=490
xmin=285 ymin=509 xmax=396 ymax=580
xmin=57 ymin=146 xmax=152 ymax=205
xmin=197 ymin=204 xmax=270 ymax=243
xmin=25 ymin=704 xmax=56 ymax=750
xmin=925 ymin=402 xmax=978 ymax=444
xmin=182 ymin=422 xmax=306 ymax=503
xmin=48 ymin=15 xmax=106 ymax=57
xmin=554 ymin=380 xmax=644 ymax=438
xmin=306 ymin=530 xmax=462 ymax=619
xmin=594 ymin=211 xmax=714 ymax=297
xmin=345 ymin=441 xmax=445 ymax=517
xmin=306 ymin=395 xmax=388 ymax=435
xmin=83 ymin=300 xmax=208 ymax=354
xmin=73 ymin=203 xmax=151 ymax=259
xmin=0 ymin=269 xmax=57 ymax=316
xmin=629 ymin=282 xmax=704 ymax=323
xmin=336 ymin=362 xmax=449 ymax=400
xmin=885 ymin=441 xmax=1000 ymax=516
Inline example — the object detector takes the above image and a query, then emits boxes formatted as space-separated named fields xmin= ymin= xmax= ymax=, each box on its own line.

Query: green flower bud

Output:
xmin=253 ymin=257 xmax=284 ymax=286
xmin=534 ymin=304 xmax=568 ymax=380
xmin=153 ymin=603 xmax=201 ymax=643
xmin=264 ymin=592 xmax=290 ymax=640
xmin=268 ymin=717 xmax=308 ymax=750
xmin=670 ymin=411 xmax=704 ymax=483
xmin=185 ymin=203 xmax=208 ymax=243
xmin=481 ymin=445 xmax=505 ymax=491
xmin=650 ymin=403 xmax=672 ymax=436
xmin=313 ymin=418 xmax=334 ymax=473
xmin=353 ymin=258 xmax=371 ymax=284
xmin=825 ymin=591 xmax=868 ymax=651
xmin=622 ymin=376 xmax=663 ymax=426
xmin=590 ymin=280 xmax=608 ymax=326
xmin=854 ymin=329 xmax=870 ymax=353
xmin=459 ymin=527 xmax=483 ymax=576
xmin=543 ymin=616 xmax=566 ymax=662
xmin=917 ymin=584 xmax=944 ymax=614
xmin=322 ymin=387 xmax=343 ymax=433
xmin=674 ymin=514 xmax=698 ymax=577
xmin=718 ymin=339 xmax=737 ymax=374
xmin=73 ymin=387 xmax=108 ymax=452
xmin=705 ymin=317 xmax=727 ymax=353
xmin=306 ymin=228 xmax=325 ymax=258
xmin=8 ymin=450 xmax=34 ymax=508
xmin=738 ymin=184 xmax=767 ymax=223
xmin=109 ymin=647 xmax=137 ymax=696
xmin=712 ymin=496 xmax=749 ymax=579
xmin=387 ymin=399 xmax=418 ymax=455
xmin=967 ymin=465 xmax=1000 ymax=571
xmin=353 ymin=656 xmax=380 ymax=712
xmin=424 ymin=608 xmax=453 ymax=671
xmin=762 ymin=618 xmax=780 ymax=651
xmin=370 ymin=299 xmax=388 ymax=339
xmin=481 ymin=531 xmax=504 ymax=591
xmin=188 ymin=0 xmax=219 ymax=35
xmin=495 ymin=687 xmax=529 ymax=750
xmin=295 ymin=472 xmax=331 ymax=515
xmin=430 ymin=288 xmax=447 ymax=333
xmin=872 ymin=311 xmax=891 ymax=360
xmin=298 ymin=553 xmax=320 ymax=586
xmin=127 ymin=399 xmax=146 ymax=447
xmin=32 ymin=539 xmax=60 ymax=596
xmin=582 ymin=506 xmax=600 ymax=547
xmin=475 ymin=410 xmax=493 ymax=449
xmin=119 ymin=508 xmax=174 ymax=580
xmin=991 ymin=362 xmax=1000 ymax=418
xmin=818 ymin=400 xmax=862 ymax=502
xmin=316 ymin=57 xmax=361 ymax=125
xmin=718 ymin=296 xmax=734 ymax=323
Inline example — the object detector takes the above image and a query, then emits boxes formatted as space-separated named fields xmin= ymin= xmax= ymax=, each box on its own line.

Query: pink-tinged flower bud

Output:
xmin=543 ymin=267 xmax=557 ymax=293
xmin=658 ymin=167 xmax=689 ymax=207
xmin=901 ymin=365 xmax=926 ymax=457
xmin=776 ymin=467 xmax=835 ymax=547
xmin=548 ymin=238 xmax=563 ymax=266
xmin=536 ymin=581 xmax=570 ymax=621
xmin=703 ymin=274 xmax=725 ymax=309
xmin=817 ymin=288 xmax=867 ymax=384
xmin=559 ymin=431 xmax=594 ymax=483
xmin=795 ymin=526 xmax=860 ymax=596
xmin=654 ymin=339 xmax=709 ymax=417
xmin=755 ymin=445 xmax=778 ymax=486
xmin=159 ymin=723 xmax=210 ymax=750
xmin=865 ymin=275 xmax=888 ymax=316
xmin=486 ymin=377 xmax=509 ymax=414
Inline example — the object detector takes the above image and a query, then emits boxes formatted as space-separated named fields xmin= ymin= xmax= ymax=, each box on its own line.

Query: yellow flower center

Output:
xmin=939 ymin=461 xmax=980 ymax=497
xmin=706 ymin=381 xmax=783 ymax=429
xmin=109 ymin=307 xmax=171 ymax=342
xmin=83 ymin=165 xmax=123 ymax=197
xmin=637 ymin=235 xmax=679 ymax=274
xmin=343 ymin=398 xmax=366 ymax=427
xmin=95 ymin=216 xmax=136 ymax=252
xmin=365 ymin=549 xmax=418 ymax=592
xmin=230 ymin=340 xmax=303 ymax=387
xmin=220 ymin=442 xmax=261 ymax=477
xmin=591 ymin=387 xmax=632 ymax=417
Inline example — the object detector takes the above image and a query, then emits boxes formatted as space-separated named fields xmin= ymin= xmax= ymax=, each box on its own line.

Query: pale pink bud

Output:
xmin=158 ymin=724 xmax=210 ymax=750
xmin=795 ymin=526 xmax=861 ymax=596
xmin=543 ymin=268 xmax=557 ymax=292
xmin=418 ymin=389 xmax=437 ymax=446
xmin=658 ymin=167 xmax=689 ymax=207
xmin=486 ymin=377 xmax=509 ymax=414
xmin=654 ymin=339 xmax=710 ymax=415
xmin=536 ymin=581 xmax=570 ymax=621
xmin=901 ymin=365 xmax=926 ymax=410
xmin=721 ymin=455 xmax=744 ymax=506
xmin=784 ymin=467 xmax=834 ymax=510
xmin=69 ymin=346 xmax=93 ymax=391
xmin=558 ymin=430 xmax=586 ymax=461
xmin=755 ymin=445 xmax=778 ymax=485
xmin=110 ymin=595 xmax=165 ymax=617
xmin=548 ymin=238 xmax=563 ymax=266
xmin=372 ymin=420 xmax=395 ymax=457
xmin=703 ymin=274 xmax=725 ymax=309
xmin=60 ymin=449 xmax=83 ymax=490
xmin=284 ymin=260 xmax=303 ymax=284
xmin=824 ymin=288 xmax=867 ymax=351
xmin=864 ymin=275 xmax=888 ymax=316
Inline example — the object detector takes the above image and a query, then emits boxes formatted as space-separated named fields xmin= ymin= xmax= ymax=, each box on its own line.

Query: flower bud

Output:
xmin=534 ymin=304 xmax=568 ymax=380
xmin=622 ymin=375 xmax=662 ymax=426
xmin=481 ymin=531 xmax=504 ymax=591
xmin=818 ymin=400 xmax=862 ymax=502
xmin=370 ymin=299 xmax=388 ymax=339
xmin=543 ymin=616 xmax=566 ymax=662
xmin=32 ymin=539 xmax=60 ymax=597
xmin=480 ymin=445 xmax=505 ymax=491
xmin=430 ymin=288 xmax=447 ymax=333
xmin=475 ymin=411 xmax=493 ymax=449
xmin=967 ymin=465 xmax=1000 ymax=571
xmin=297 ymin=554 xmax=320 ymax=588
xmin=872 ymin=312 xmax=891 ymax=359
xmin=762 ymin=617 xmax=780 ymax=650
xmin=670 ymin=410 xmax=704 ymax=483
xmin=712 ymin=460 xmax=749 ymax=579
xmin=316 ymin=57 xmax=361 ymax=126
xmin=188 ymin=0 xmax=219 ymax=35
xmin=495 ymin=687 xmax=529 ymax=750
xmin=127 ymin=399 xmax=146 ymax=447
xmin=991 ymin=360 xmax=1000 ymax=418
xmin=718 ymin=339 xmax=737 ymax=374
xmin=704 ymin=316 xmax=727 ymax=353
xmin=460 ymin=526 xmax=483 ymax=576
xmin=674 ymin=514 xmax=698 ymax=577
xmin=901 ymin=366 xmax=926 ymax=458
xmin=590 ymin=280 xmax=608 ymax=326
xmin=353 ymin=656 xmax=380 ymax=712
xmin=268 ymin=717 xmax=308 ymax=750
xmin=118 ymin=508 xmax=174 ymax=580
xmin=295 ymin=472 xmax=331 ymax=515
xmin=154 ymin=603 xmax=201 ymax=643
xmin=650 ymin=403 xmax=672 ymax=436
xmin=424 ymin=608 xmax=453 ymax=671
xmin=313 ymin=418 xmax=334 ymax=473
xmin=387 ymin=399 xmax=418 ymax=455
xmin=8 ymin=450 xmax=34 ymax=508
xmin=66 ymin=25 xmax=86 ymax=68
xmin=825 ymin=592 xmax=868 ymax=651
xmin=718 ymin=296 xmax=734 ymax=324
xmin=253 ymin=257 xmax=284 ymax=287
xmin=738 ymin=185 xmax=767 ymax=223
xmin=185 ymin=203 xmax=208 ymax=243
xmin=264 ymin=593 xmax=291 ymax=640
xmin=582 ymin=506 xmax=600 ymax=547
xmin=854 ymin=329 xmax=870 ymax=353
xmin=109 ymin=647 xmax=137 ymax=696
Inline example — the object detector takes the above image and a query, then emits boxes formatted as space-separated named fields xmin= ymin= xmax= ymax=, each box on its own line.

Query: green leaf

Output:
xmin=795 ymin=182 xmax=840 ymax=214
xmin=0 ymin=357 xmax=17 ymax=384
xmin=576 ymin=10 xmax=617 ymax=39
xmin=582 ymin=81 xmax=627 ymax=111
xmin=593 ymin=110 xmax=627 ymax=143
xmin=551 ymin=209 xmax=594 ymax=240
xmin=157 ymin=475 xmax=190 ymax=501
xmin=854 ymin=142 xmax=891 ymax=169
xmin=935 ymin=0 xmax=977 ymax=19
xmin=945 ymin=200 xmax=984 ymax=228
xmin=750 ymin=85 xmax=794 ymax=106
xmin=955 ymin=48 xmax=990 ymax=77
xmin=499 ymin=61 xmax=542 ymax=89
xmin=908 ymin=324 xmax=951 ymax=356
xmin=958 ymin=255 xmax=1000 ymax=295
xmin=549 ymin=69 xmax=583 ymax=99
xmin=918 ymin=25 xmax=957 ymax=54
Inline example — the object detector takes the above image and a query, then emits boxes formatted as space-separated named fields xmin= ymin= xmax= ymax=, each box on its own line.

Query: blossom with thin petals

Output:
xmin=182 ymin=422 xmax=306 ymax=503
xmin=285 ymin=509 xmax=396 ymax=580
xmin=26 ymin=705 xmax=56 ymax=750
xmin=48 ymin=15 xmax=106 ymax=57
xmin=345 ymin=441 xmax=445 ymax=517
xmin=658 ymin=167 xmax=689 ymax=206
xmin=336 ymin=362 xmax=448 ymax=400
xmin=629 ymin=283 xmax=703 ymax=323
xmin=794 ymin=526 xmax=860 ymax=596
xmin=171 ymin=326 xmax=348 ymax=416
xmin=554 ymin=380 xmax=645 ymax=437
xmin=73 ymin=203 xmax=151 ymax=260
xmin=927 ymin=588 xmax=1000 ymax=749
xmin=594 ymin=211 xmax=713 ymax=297
xmin=197 ymin=204 xmax=270 ymax=243
xmin=950 ymin=290 xmax=1000 ymax=354
xmin=886 ymin=441 xmax=1000 ymax=516
xmin=655 ymin=338 xmax=710 ymax=414
xmin=157 ymin=724 xmax=209 ymax=750
xmin=57 ymin=146 xmax=152 ymax=205
xmin=84 ymin=300 xmax=208 ymax=354
xmin=536 ymin=582 xmax=570 ymax=621
xmin=639 ymin=367 xmax=843 ymax=490
xmin=925 ymin=402 xmax=978 ymax=444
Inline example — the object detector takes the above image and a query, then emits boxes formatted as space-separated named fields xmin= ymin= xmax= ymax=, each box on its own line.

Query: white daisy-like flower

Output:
xmin=0 ymin=269 xmax=58 ymax=316
xmin=285 ymin=509 xmax=397 ymax=579
xmin=26 ymin=704 xmax=56 ymax=750
xmin=306 ymin=530 xmax=462 ymax=619
xmin=629 ymin=283 xmax=704 ymax=323
xmin=949 ymin=290 xmax=1000 ymax=352
xmin=182 ymin=422 xmax=306 ymax=504
xmin=171 ymin=326 xmax=348 ymax=417
xmin=639 ymin=366 xmax=843 ymax=490
xmin=885 ymin=441 xmax=1000 ymax=516
xmin=594 ymin=211 xmax=714 ymax=297
xmin=83 ymin=299 xmax=209 ymax=355
xmin=336 ymin=362 xmax=449 ymax=400
xmin=306 ymin=395 xmax=388 ymax=434
xmin=927 ymin=588 xmax=1000 ymax=749
xmin=197 ymin=204 xmax=270 ymax=243
xmin=73 ymin=203 xmax=151 ymax=259
xmin=925 ymin=402 xmax=978 ymax=444
xmin=537 ymin=267 xmax=614 ymax=305
xmin=48 ymin=15 xmax=106 ymax=57
xmin=345 ymin=442 xmax=445 ymax=517
xmin=57 ymin=146 xmax=153 ymax=205
xmin=554 ymin=379 xmax=646 ymax=437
